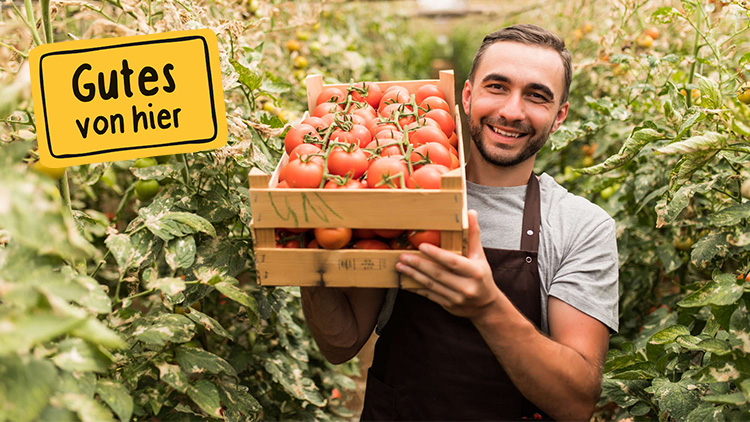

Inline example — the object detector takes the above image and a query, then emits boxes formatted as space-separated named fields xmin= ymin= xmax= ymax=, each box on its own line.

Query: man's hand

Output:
xmin=397 ymin=209 xmax=502 ymax=321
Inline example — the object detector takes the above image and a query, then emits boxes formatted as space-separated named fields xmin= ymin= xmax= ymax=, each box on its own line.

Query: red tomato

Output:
xmin=365 ymin=139 xmax=404 ymax=159
xmin=289 ymin=143 xmax=322 ymax=162
xmin=353 ymin=228 xmax=377 ymax=239
xmin=408 ymin=230 xmax=441 ymax=248
xmin=324 ymin=178 xmax=368 ymax=189
xmin=406 ymin=164 xmax=450 ymax=189
xmin=331 ymin=124 xmax=371 ymax=148
xmin=284 ymin=159 xmax=325 ymax=188
xmin=353 ymin=239 xmax=391 ymax=250
xmin=372 ymin=123 xmax=402 ymax=139
xmin=315 ymin=227 xmax=353 ymax=249
xmin=447 ymin=131 xmax=458 ymax=149
xmin=320 ymin=113 xmax=336 ymax=127
xmin=351 ymin=105 xmax=377 ymax=123
xmin=276 ymin=238 xmax=302 ymax=248
xmin=379 ymin=86 xmax=410 ymax=112
xmin=380 ymin=103 xmax=415 ymax=127
xmin=313 ymin=102 xmax=343 ymax=117
xmin=327 ymin=145 xmax=368 ymax=179
xmin=424 ymin=109 xmax=455 ymax=138
xmin=350 ymin=82 xmax=384 ymax=109
xmin=373 ymin=229 xmax=405 ymax=238
xmin=306 ymin=238 xmax=320 ymax=249
xmin=301 ymin=116 xmax=328 ymax=131
xmin=389 ymin=237 xmax=414 ymax=250
xmin=316 ymin=87 xmax=346 ymax=105
xmin=450 ymin=153 xmax=460 ymax=169
xmin=413 ymin=143 xmax=453 ymax=169
xmin=408 ymin=125 xmax=450 ymax=148
xmin=276 ymin=180 xmax=290 ymax=188
xmin=367 ymin=156 xmax=409 ymax=189
xmin=284 ymin=123 xmax=322 ymax=155
xmin=418 ymin=96 xmax=451 ymax=115
xmin=415 ymin=84 xmax=446 ymax=105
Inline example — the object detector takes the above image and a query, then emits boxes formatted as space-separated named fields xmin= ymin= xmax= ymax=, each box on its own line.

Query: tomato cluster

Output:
xmin=277 ymin=81 xmax=459 ymax=190
xmin=274 ymin=81 xmax=458 ymax=250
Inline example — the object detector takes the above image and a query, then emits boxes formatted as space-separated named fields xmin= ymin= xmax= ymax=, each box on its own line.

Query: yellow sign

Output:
xmin=30 ymin=29 xmax=227 ymax=167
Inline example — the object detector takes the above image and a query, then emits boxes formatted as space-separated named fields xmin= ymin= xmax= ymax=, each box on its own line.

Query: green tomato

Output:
xmin=135 ymin=179 xmax=160 ymax=201
xmin=134 ymin=157 xmax=158 ymax=168
xmin=155 ymin=155 xmax=172 ymax=164
xmin=600 ymin=184 xmax=620 ymax=200
xmin=101 ymin=165 xmax=117 ymax=187
xmin=738 ymin=86 xmax=750 ymax=104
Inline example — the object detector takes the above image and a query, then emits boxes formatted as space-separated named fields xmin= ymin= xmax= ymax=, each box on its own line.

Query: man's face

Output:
xmin=462 ymin=41 xmax=569 ymax=168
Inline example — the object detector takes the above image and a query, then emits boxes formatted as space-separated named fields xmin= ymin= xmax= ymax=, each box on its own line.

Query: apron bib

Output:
xmin=361 ymin=175 xmax=551 ymax=421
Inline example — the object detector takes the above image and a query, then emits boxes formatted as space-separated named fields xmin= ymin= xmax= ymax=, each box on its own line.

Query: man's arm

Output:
xmin=301 ymin=287 xmax=386 ymax=364
xmin=396 ymin=210 xmax=610 ymax=421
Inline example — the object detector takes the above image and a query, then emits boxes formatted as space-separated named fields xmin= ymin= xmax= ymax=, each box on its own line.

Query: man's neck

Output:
xmin=466 ymin=156 xmax=536 ymax=187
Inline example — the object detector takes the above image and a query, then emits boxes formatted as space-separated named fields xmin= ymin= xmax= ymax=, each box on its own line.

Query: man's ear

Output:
xmin=462 ymin=79 xmax=472 ymax=115
xmin=552 ymin=101 xmax=569 ymax=133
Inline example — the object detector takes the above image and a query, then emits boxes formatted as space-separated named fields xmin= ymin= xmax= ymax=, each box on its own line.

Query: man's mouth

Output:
xmin=488 ymin=124 xmax=528 ymax=139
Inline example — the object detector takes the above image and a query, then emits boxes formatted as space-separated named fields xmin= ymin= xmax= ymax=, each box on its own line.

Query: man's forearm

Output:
xmin=471 ymin=297 xmax=604 ymax=421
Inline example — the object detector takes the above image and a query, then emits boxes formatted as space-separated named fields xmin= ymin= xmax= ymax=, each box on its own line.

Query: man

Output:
xmin=301 ymin=24 xmax=619 ymax=421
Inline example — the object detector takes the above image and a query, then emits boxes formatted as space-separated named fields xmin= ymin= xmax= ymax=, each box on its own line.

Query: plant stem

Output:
xmin=40 ymin=0 xmax=53 ymax=44
xmin=181 ymin=154 xmax=191 ymax=188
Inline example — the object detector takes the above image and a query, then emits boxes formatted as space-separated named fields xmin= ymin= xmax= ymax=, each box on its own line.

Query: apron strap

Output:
xmin=520 ymin=173 xmax=541 ymax=253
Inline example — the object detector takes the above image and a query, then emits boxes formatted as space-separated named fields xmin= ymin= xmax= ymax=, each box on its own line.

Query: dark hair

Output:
xmin=468 ymin=24 xmax=572 ymax=104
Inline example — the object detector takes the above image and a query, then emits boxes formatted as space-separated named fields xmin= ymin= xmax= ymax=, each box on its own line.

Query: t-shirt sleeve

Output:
xmin=548 ymin=216 xmax=619 ymax=333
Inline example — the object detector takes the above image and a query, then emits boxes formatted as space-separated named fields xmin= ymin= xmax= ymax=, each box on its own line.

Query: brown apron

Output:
xmin=361 ymin=174 xmax=551 ymax=421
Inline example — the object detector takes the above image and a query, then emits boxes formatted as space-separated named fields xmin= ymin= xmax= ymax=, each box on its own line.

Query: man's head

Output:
xmin=462 ymin=25 xmax=570 ymax=169
xmin=468 ymin=24 xmax=572 ymax=105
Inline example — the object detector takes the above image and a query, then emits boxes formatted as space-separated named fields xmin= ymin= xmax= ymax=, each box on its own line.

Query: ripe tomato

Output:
xmin=408 ymin=230 xmax=441 ymax=248
xmin=365 ymin=139 xmax=404 ymax=159
xmin=289 ymin=143 xmax=322 ymax=162
xmin=324 ymin=178 xmax=367 ymax=189
xmin=327 ymin=145 xmax=368 ymax=179
xmin=447 ymin=132 xmax=458 ymax=149
xmin=350 ymin=104 xmax=378 ymax=122
xmin=424 ymin=108 xmax=455 ymax=138
xmin=418 ymin=96 xmax=451 ymax=114
xmin=367 ymin=156 xmax=409 ymax=189
xmin=380 ymin=103 xmax=415 ymax=127
xmin=276 ymin=180 xmax=290 ymax=188
xmin=284 ymin=159 xmax=325 ymax=188
xmin=350 ymin=81 xmax=384 ymax=109
xmin=301 ymin=116 xmax=328 ymax=131
xmin=413 ymin=143 xmax=453 ymax=169
xmin=306 ymin=238 xmax=320 ymax=249
xmin=408 ymin=125 xmax=450 ymax=148
xmin=372 ymin=123 xmax=402 ymax=139
xmin=316 ymin=87 xmax=346 ymax=105
xmin=312 ymin=101 xmax=343 ymax=117
xmin=415 ymin=84 xmax=446 ymax=105
xmin=284 ymin=123 xmax=321 ymax=154
xmin=353 ymin=228 xmax=377 ymax=239
xmin=331 ymin=124 xmax=371 ymax=148
xmin=315 ymin=227 xmax=353 ymax=249
xmin=353 ymin=239 xmax=391 ymax=250
xmin=407 ymin=164 xmax=450 ymax=189
xmin=378 ymin=86 xmax=410 ymax=112
xmin=374 ymin=229 xmax=405 ymax=238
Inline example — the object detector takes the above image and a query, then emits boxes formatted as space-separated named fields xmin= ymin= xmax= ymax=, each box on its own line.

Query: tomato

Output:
xmin=277 ymin=238 xmax=302 ymax=248
xmin=293 ymin=56 xmax=308 ymax=69
xmin=290 ymin=144 xmax=323 ymax=164
xmin=306 ymin=238 xmax=320 ymax=249
xmin=418 ymin=96 xmax=451 ymax=114
xmin=449 ymin=152 xmax=460 ymax=169
xmin=408 ymin=125 xmax=450 ymax=148
xmin=350 ymin=104 xmax=378 ymax=122
xmin=350 ymin=82 xmax=384 ymax=109
xmin=738 ymin=84 xmax=750 ymax=104
xmin=380 ymin=103 xmax=415 ymax=127
xmin=424 ymin=108 xmax=455 ymax=138
xmin=301 ymin=116 xmax=328 ymax=131
xmin=350 ymin=124 xmax=373 ymax=147
xmin=316 ymin=87 xmax=346 ymax=105
xmin=155 ymin=154 xmax=172 ymax=164
xmin=367 ymin=156 xmax=409 ymax=189
xmin=408 ymin=230 xmax=441 ymax=248
xmin=284 ymin=159 xmax=325 ymax=188
xmin=636 ymin=34 xmax=653 ymax=48
xmin=331 ymin=124 xmax=371 ymax=148
xmin=135 ymin=179 xmax=160 ymax=201
xmin=389 ymin=236 xmax=414 ymax=250
xmin=284 ymin=123 xmax=321 ymax=154
xmin=327 ymin=145 xmax=368 ymax=179
xmin=447 ymin=132 xmax=458 ymax=149
xmin=415 ymin=84 xmax=446 ymax=105
xmin=378 ymin=86 xmax=410 ymax=112
xmin=315 ymin=227 xmax=353 ymax=249
xmin=643 ymin=27 xmax=659 ymax=40
xmin=413 ymin=143 xmax=453 ymax=169
xmin=134 ymin=157 xmax=158 ymax=168
xmin=324 ymin=178 xmax=367 ymax=189
xmin=372 ymin=123 xmax=402 ymax=139
xmin=33 ymin=161 xmax=66 ymax=180
xmin=353 ymin=228 xmax=377 ymax=239
xmin=312 ymin=101 xmax=343 ymax=118
xmin=374 ymin=229 xmax=405 ymax=238
xmin=276 ymin=180 xmax=290 ymax=188
xmin=353 ymin=239 xmax=391 ymax=250
xmin=365 ymin=139 xmax=403 ymax=160
xmin=286 ymin=39 xmax=302 ymax=52
xmin=406 ymin=164 xmax=450 ymax=189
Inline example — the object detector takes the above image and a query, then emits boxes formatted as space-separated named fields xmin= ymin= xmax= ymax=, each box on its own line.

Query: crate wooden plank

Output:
xmin=254 ymin=248 xmax=435 ymax=288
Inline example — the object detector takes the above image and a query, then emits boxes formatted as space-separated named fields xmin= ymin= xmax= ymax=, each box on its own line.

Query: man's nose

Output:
xmin=497 ymin=91 xmax=525 ymax=122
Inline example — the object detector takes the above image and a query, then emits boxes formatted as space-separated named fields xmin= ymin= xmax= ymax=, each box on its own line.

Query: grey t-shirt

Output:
xmin=467 ymin=173 xmax=619 ymax=333
xmin=376 ymin=173 xmax=619 ymax=335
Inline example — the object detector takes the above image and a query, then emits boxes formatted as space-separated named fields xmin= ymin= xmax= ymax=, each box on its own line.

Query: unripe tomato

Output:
xmin=33 ymin=161 xmax=66 ymax=180
xmin=134 ymin=157 xmax=158 ymax=168
xmin=293 ymin=56 xmax=308 ymax=69
xmin=135 ymin=179 xmax=160 ymax=201
xmin=738 ymin=85 xmax=750 ymax=104
xmin=155 ymin=155 xmax=172 ymax=164
xmin=673 ymin=237 xmax=694 ymax=251
xmin=636 ymin=34 xmax=654 ymax=49
xmin=286 ymin=39 xmax=302 ymax=52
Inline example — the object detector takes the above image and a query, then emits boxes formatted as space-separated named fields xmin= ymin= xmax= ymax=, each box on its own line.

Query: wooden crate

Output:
xmin=249 ymin=70 xmax=468 ymax=288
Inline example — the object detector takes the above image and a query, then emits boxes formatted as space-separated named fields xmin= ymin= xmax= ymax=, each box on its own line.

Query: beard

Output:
xmin=468 ymin=113 xmax=553 ymax=168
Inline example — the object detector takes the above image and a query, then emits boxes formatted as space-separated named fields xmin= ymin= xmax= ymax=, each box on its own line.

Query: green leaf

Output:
xmin=264 ymin=351 xmax=326 ymax=406
xmin=214 ymin=280 xmax=258 ymax=318
xmin=650 ymin=6 xmax=679 ymax=24
xmin=187 ymin=380 xmax=223 ymax=419
xmin=0 ymin=312 xmax=86 ymax=356
xmin=678 ymin=274 xmax=744 ymax=308
xmin=674 ymin=111 xmax=705 ymax=142
xmin=706 ymin=203 xmax=750 ymax=227
xmin=610 ymin=361 xmax=661 ymax=380
xmin=156 ymin=361 xmax=189 ymax=393
xmin=217 ymin=381 xmax=262 ymax=420
xmin=229 ymin=58 xmax=263 ymax=91
xmin=59 ymin=392 xmax=116 ymax=422
xmin=655 ymin=183 xmax=692 ymax=228
xmin=601 ymin=378 xmax=649 ymax=407
xmin=96 ymin=379 xmax=133 ymax=422
xmin=130 ymin=164 xmax=177 ymax=182
xmin=71 ymin=318 xmax=127 ymax=350
xmin=696 ymin=74 xmax=721 ymax=108
xmin=132 ymin=313 xmax=195 ymax=346
xmin=690 ymin=232 xmax=728 ymax=268
xmin=175 ymin=346 xmax=237 ymax=377
xmin=145 ymin=276 xmax=186 ymax=296
xmin=165 ymin=236 xmax=196 ymax=270
xmin=686 ymin=403 xmax=726 ymax=422
xmin=703 ymin=392 xmax=746 ymax=405
xmin=654 ymin=132 xmax=726 ymax=155
xmin=576 ymin=128 xmax=662 ymax=175
xmin=52 ymin=338 xmax=111 ymax=373
xmin=139 ymin=210 xmax=216 ymax=241
xmin=185 ymin=308 xmax=235 ymax=340
xmin=0 ymin=356 xmax=57 ymax=422
xmin=651 ymin=377 xmax=703 ymax=421
xmin=650 ymin=324 xmax=691 ymax=344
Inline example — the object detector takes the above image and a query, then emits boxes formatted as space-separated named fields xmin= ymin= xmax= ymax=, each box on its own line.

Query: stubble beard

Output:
xmin=468 ymin=108 xmax=553 ymax=168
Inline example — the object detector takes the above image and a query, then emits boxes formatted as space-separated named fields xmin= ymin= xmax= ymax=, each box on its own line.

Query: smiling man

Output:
xmin=301 ymin=24 xmax=619 ymax=421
